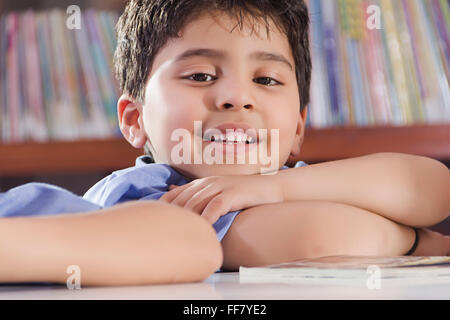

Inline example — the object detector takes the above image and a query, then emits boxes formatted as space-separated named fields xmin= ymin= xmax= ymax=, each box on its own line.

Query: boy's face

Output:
xmin=119 ymin=11 xmax=307 ymax=180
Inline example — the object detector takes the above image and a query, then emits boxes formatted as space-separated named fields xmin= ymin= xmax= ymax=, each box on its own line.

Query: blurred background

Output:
xmin=0 ymin=0 xmax=449 ymax=202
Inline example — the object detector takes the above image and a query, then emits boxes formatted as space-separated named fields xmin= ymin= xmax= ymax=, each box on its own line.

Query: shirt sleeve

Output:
xmin=83 ymin=164 xmax=186 ymax=207
xmin=293 ymin=160 xmax=309 ymax=168
xmin=0 ymin=183 xmax=101 ymax=218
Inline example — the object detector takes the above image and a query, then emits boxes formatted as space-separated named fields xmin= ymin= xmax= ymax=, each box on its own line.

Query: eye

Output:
xmin=184 ymin=73 xmax=217 ymax=82
xmin=254 ymin=77 xmax=281 ymax=87
xmin=183 ymin=73 xmax=282 ymax=86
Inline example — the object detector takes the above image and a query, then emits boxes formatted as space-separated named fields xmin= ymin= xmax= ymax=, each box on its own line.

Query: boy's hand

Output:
xmin=159 ymin=175 xmax=284 ymax=224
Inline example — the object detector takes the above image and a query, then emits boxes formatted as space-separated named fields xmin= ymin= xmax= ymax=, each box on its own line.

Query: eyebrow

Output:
xmin=174 ymin=48 xmax=293 ymax=71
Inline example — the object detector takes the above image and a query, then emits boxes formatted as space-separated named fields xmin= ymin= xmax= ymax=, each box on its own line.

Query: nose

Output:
xmin=222 ymin=103 xmax=253 ymax=110
xmin=215 ymin=78 xmax=255 ymax=111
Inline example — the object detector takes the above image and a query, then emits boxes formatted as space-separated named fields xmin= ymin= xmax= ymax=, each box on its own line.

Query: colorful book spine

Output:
xmin=337 ymin=0 xmax=355 ymax=125
xmin=0 ymin=15 xmax=5 ymax=141
xmin=428 ymin=0 xmax=450 ymax=118
xmin=380 ymin=0 xmax=414 ymax=124
xmin=17 ymin=12 xmax=27 ymax=140
xmin=85 ymin=9 xmax=117 ymax=127
xmin=74 ymin=11 xmax=111 ymax=138
xmin=362 ymin=0 xmax=392 ymax=125
xmin=23 ymin=10 xmax=47 ymax=142
xmin=392 ymin=0 xmax=424 ymax=122
xmin=416 ymin=0 xmax=450 ymax=122
xmin=430 ymin=0 xmax=449 ymax=72
xmin=6 ymin=13 xmax=20 ymax=143
xmin=35 ymin=12 xmax=55 ymax=139
xmin=48 ymin=9 xmax=78 ymax=140
xmin=308 ymin=0 xmax=332 ymax=128
xmin=341 ymin=0 xmax=369 ymax=126
xmin=321 ymin=0 xmax=342 ymax=125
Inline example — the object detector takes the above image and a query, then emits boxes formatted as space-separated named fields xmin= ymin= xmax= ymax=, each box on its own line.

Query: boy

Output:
xmin=111 ymin=0 xmax=450 ymax=267
xmin=1 ymin=0 xmax=449 ymax=285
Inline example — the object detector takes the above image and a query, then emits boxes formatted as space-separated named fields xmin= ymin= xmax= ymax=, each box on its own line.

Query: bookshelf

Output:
xmin=0 ymin=0 xmax=127 ymax=12
xmin=1 ymin=0 xmax=449 ymax=184
xmin=295 ymin=124 xmax=450 ymax=165
xmin=1 ymin=123 xmax=449 ymax=177
xmin=0 ymin=137 xmax=142 ymax=177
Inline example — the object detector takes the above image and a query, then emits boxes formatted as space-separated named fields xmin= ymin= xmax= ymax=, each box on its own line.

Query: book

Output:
xmin=340 ymin=0 xmax=370 ymax=126
xmin=85 ymin=9 xmax=117 ymax=127
xmin=35 ymin=11 xmax=56 ymax=139
xmin=23 ymin=10 xmax=48 ymax=142
xmin=308 ymin=0 xmax=332 ymax=128
xmin=0 ymin=14 xmax=6 ymax=142
xmin=415 ymin=0 xmax=450 ymax=123
xmin=48 ymin=9 xmax=78 ymax=140
xmin=362 ymin=0 xmax=392 ymax=125
xmin=392 ymin=0 xmax=424 ymax=123
xmin=17 ymin=12 xmax=27 ymax=141
xmin=6 ymin=13 xmax=20 ymax=143
xmin=73 ymin=11 xmax=111 ymax=138
xmin=239 ymin=255 xmax=450 ymax=285
xmin=427 ymin=0 xmax=450 ymax=119
xmin=321 ymin=0 xmax=342 ymax=125
xmin=337 ymin=0 xmax=354 ymax=125
xmin=430 ymin=0 xmax=449 ymax=75
xmin=304 ymin=0 xmax=450 ymax=128
xmin=0 ymin=9 xmax=120 ymax=143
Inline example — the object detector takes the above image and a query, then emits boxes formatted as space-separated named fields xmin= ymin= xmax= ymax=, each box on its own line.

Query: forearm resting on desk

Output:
xmin=276 ymin=152 xmax=450 ymax=227
xmin=221 ymin=200 xmax=420 ymax=270
xmin=0 ymin=201 xmax=222 ymax=286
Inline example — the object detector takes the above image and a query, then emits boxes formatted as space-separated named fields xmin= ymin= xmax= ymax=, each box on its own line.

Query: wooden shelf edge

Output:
xmin=294 ymin=123 xmax=450 ymax=164
xmin=1 ymin=124 xmax=450 ymax=176
xmin=0 ymin=138 xmax=144 ymax=177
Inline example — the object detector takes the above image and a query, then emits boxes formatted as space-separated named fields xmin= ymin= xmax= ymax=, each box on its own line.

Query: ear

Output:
xmin=288 ymin=106 xmax=308 ymax=159
xmin=117 ymin=94 xmax=147 ymax=149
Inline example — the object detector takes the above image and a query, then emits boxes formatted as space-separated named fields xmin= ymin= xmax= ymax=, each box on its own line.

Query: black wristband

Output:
xmin=405 ymin=228 xmax=419 ymax=256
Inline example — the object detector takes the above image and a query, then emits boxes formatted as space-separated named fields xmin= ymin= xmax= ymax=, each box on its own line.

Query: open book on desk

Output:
xmin=239 ymin=256 xmax=450 ymax=285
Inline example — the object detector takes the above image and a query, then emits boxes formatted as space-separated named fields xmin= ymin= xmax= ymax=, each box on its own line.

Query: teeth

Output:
xmin=205 ymin=131 xmax=256 ymax=143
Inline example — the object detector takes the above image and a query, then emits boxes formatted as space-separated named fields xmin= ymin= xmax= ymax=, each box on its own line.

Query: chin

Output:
xmin=174 ymin=163 xmax=270 ymax=179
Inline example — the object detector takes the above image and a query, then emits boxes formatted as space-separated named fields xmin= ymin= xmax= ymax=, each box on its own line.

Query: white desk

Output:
xmin=1 ymin=272 xmax=449 ymax=300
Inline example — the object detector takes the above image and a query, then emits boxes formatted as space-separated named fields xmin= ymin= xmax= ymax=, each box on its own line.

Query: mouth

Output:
xmin=201 ymin=122 xmax=259 ymax=145
xmin=203 ymin=132 xmax=257 ymax=145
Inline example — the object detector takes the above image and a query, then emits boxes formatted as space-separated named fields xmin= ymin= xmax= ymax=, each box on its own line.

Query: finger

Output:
xmin=184 ymin=185 xmax=221 ymax=214
xmin=159 ymin=185 xmax=179 ymax=203
xmin=169 ymin=178 xmax=213 ymax=207
xmin=171 ymin=184 xmax=204 ymax=207
xmin=160 ymin=183 xmax=191 ymax=202
xmin=201 ymin=194 xmax=232 ymax=225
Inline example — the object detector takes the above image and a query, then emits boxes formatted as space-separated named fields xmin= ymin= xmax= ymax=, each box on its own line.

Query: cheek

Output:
xmin=165 ymin=104 xmax=204 ymax=136
xmin=145 ymin=80 xmax=205 ymax=141
xmin=161 ymin=84 xmax=205 ymax=127
xmin=263 ymin=106 xmax=299 ymax=160
xmin=266 ymin=107 xmax=298 ymax=139
xmin=145 ymin=99 xmax=202 ymax=161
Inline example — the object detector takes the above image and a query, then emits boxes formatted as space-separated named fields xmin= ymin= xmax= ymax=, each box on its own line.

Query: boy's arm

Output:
xmin=274 ymin=153 xmax=450 ymax=227
xmin=0 ymin=201 xmax=222 ymax=286
xmin=221 ymin=200 xmax=446 ymax=271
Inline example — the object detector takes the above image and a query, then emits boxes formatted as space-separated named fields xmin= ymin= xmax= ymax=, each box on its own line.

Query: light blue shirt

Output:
xmin=0 ymin=156 xmax=308 ymax=241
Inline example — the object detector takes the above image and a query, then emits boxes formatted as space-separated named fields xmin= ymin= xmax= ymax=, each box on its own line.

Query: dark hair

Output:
xmin=114 ymin=0 xmax=312 ymax=159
